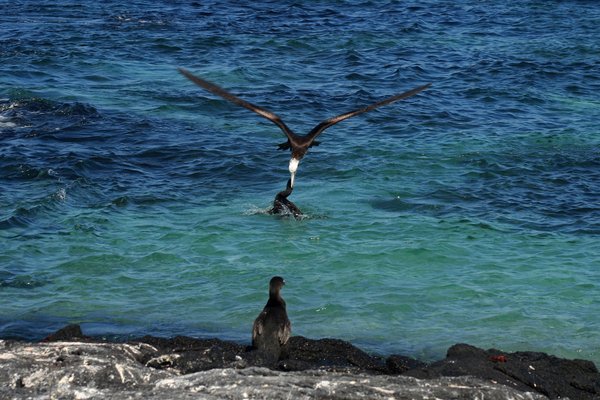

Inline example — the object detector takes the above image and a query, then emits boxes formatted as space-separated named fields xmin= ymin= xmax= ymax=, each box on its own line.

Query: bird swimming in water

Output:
xmin=252 ymin=276 xmax=291 ymax=363
xmin=178 ymin=68 xmax=431 ymax=188
xmin=269 ymin=178 xmax=302 ymax=219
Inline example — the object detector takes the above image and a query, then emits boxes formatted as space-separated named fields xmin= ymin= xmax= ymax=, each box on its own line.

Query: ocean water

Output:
xmin=1 ymin=1 xmax=599 ymax=365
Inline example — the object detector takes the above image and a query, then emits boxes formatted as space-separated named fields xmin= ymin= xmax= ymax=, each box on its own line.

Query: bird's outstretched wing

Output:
xmin=180 ymin=68 xmax=431 ymax=150
xmin=179 ymin=68 xmax=296 ymax=142
xmin=306 ymin=83 xmax=432 ymax=141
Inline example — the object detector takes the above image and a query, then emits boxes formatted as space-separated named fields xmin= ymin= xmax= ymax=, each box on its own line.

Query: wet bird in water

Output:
xmin=269 ymin=179 xmax=302 ymax=219
xmin=178 ymin=67 xmax=431 ymax=189
xmin=252 ymin=276 xmax=291 ymax=363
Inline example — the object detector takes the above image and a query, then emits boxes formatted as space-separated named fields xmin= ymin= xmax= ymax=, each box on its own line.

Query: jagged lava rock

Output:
xmin=4 ymin=325 xmax=600 ymax=399
xmin=405 ymin=343 xmax=600 ymax=399
xmin=0 ymin=339 xmax=547 ymax=400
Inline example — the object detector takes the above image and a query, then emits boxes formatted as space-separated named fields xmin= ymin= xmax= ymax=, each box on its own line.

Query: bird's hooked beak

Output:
xmin=288 ymin=158 xmax=299 ymax=188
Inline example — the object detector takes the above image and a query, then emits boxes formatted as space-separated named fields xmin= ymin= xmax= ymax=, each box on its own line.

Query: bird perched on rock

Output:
xmin=252 ymin=276 xmax=291 ymax=364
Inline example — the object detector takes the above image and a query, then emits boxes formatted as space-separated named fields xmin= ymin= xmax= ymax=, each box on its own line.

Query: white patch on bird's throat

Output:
xmin=289 ymin=158 xmax=299 ymax=174
xmin=289 ymin=157 xmax=300 ymax=187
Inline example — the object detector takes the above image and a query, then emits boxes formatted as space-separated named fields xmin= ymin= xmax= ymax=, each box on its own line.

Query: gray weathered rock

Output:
xmin=0 ymin=340 xmax=547 ymax=400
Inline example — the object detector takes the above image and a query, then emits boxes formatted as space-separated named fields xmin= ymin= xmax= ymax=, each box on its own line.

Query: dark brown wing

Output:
xmin=306 ymin=83 xmax=432 ymax=141
xmin=178 ymin=68 xmax=296 ymax=142
xmin=252 ymin=310 xmax=266 ymax=345
xmin=279 ymin=318 xmax=291 ymax=346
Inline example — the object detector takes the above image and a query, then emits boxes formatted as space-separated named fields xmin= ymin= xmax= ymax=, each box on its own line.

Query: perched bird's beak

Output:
xmin=288 ymin=158 xmax=299 ymax=188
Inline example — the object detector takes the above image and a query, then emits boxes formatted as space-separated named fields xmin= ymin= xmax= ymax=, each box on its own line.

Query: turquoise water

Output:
xmin=1 ymin=1 xmax=599 ymax=364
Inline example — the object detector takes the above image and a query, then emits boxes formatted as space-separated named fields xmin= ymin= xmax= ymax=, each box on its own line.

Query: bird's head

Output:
xmin=269 ymin=276 xmax=286 ymax=295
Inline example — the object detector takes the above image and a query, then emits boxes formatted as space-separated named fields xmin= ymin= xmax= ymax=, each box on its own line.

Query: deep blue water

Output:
xmin=1 ymin=1 xmax=599 ymax=364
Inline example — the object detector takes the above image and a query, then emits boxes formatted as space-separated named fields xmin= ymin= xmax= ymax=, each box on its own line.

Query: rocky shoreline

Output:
xmin=1 ymin=324 xmax=598 ymax=399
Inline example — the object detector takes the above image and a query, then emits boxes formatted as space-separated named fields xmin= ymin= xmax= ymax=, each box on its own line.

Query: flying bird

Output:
xmin=179 ymin=68 xmax=431 ymax=188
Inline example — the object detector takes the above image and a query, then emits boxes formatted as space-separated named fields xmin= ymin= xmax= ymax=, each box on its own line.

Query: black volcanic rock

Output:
xmin=0 ymin=339 xmax=547 ymax=400
xmin=283 ymin=336 xmax=388 ymax=372
xmin=386 ymin=354 xmax=428 ymax=374
xmin=405 ymin=343 xmax=600 ymax=400
xmin=133 ymin=334 xmax=393 ymax=374
xmin=40 ymin=323 xmax=90 ymax=342
xmin=3 ymin=325 xmax=600 ymax=399
xmin=135 ymin=335 xmax=248 ymax=373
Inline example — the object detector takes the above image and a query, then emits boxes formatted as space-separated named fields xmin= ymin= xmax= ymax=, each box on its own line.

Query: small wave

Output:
xmin=125 ymin=15 xmax=166 ymax=25
xmin=111 ymin=196 xmax=129 ymax=207
xmin=243 ymin=205 xmax=324 ymax=220
xmin=0 ymin=115 xmax=17 ymax=129
xmin=0 ymin=185 xmax=68 ymax=230
xmin=109 ymin=194 xmax=178 ymax=208
xmin=82 ymin=74 xmax=112 ymax=82
xmin=52 ymin=187 xmax=67 ymax=201
xmin=0 ymin=214 xmax=32 ymax=230
xmin=152 ymin=43 xmax=182 ymax=53
xmin=243 ymin=205 xmax=271 ymax=216
xmin=0 ymin=204 xmax=48 ymax=230
xmin=370 ymin=193 xmax=464 ymax=216
xmin=369 ymin=196 xmax=413 ymax=213
xmin=345 ymin=72 xmax=370 ymax=81
xmin=0 ymin=95 xmax=100 ymax=136
xmin=0 ymin=273 xmax=48 ymax=289
xmin=1 ymin=164 xmax=56 ymax=181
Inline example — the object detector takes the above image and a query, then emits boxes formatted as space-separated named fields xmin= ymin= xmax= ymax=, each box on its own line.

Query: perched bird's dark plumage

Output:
xmin=252 ymin=276 xmax=291 ymax=363
xmin=178 ymin=68 xmax=431 ymax=188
